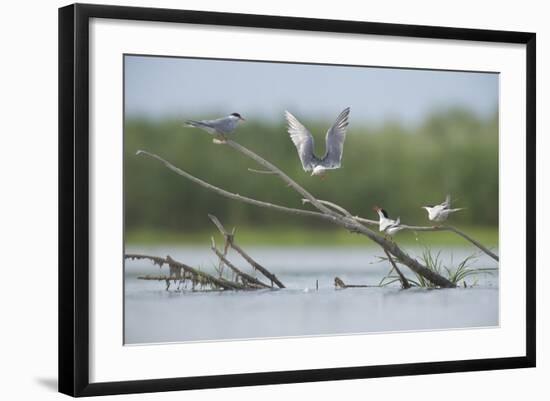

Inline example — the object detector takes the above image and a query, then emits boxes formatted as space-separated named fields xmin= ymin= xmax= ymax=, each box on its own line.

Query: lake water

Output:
xmin=124 ymin=246 xmax=499 ymax=344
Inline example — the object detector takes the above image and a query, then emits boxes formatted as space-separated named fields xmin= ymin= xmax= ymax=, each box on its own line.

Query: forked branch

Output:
xmin=137 ymin=145 xmax=457 ymax=288
xmin=302 ymin=199 xmax=498 ymax=261
xmin=210 ymin=237 xmax=271 ymax=289
xmin=208 ymin=214 xmax=285 ymax=288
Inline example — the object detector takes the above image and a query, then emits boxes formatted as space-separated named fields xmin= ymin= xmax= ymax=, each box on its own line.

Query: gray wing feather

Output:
xmin=205 ymin=117 xmax=238 ymax=134
xmin=320 ymin=107 xmax=350 ymax=169
xmin=285 ymin=111 xmax=318 ymax=171
xmin=185 ymin=116 xmax=237 ymax=135
xmin=442 ymin=194 xmax=451 ymax=209
xmin=185 ymin=119 xmax=218 ymax=135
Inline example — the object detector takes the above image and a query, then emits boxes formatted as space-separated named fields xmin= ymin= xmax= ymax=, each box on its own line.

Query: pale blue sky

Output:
xmin=124 ymin=55 xmax=498 ymax=126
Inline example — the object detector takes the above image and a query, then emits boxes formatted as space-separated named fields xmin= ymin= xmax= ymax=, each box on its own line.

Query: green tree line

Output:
xmin=124 ymin=108 xmax=498 ymax=239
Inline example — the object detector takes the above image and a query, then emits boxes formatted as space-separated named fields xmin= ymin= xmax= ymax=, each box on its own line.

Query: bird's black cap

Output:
xmin=373 ymin=206 xmax=389 ymax=218
xmin=230 ymin=112 xmax=243 ymax=118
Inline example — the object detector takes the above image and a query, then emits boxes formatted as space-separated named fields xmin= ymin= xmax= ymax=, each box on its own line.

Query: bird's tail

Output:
xmin=184 ymin=120 xmax=205 ymax=128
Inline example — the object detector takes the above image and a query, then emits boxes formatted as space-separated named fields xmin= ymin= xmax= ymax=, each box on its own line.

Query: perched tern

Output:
xmin=374 ymin=206 xmax=403 ymax=237
xmin=421 ymin=194 xmax=463 ymax=222
xmin=185 ymin=113 xmax=246 ymax=143
xmin=285 ymin=107 xmax=351 ymax=177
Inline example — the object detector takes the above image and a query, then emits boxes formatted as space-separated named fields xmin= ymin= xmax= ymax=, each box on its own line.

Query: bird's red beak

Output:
xmin=372 ymin=206 xmax=380 ymax=212
xmin=240 ymin=117 xmax=246 ymax=121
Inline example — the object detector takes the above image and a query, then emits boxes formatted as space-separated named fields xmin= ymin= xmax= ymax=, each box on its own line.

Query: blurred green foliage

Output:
xmin=124 ymin=108 xmax=498 ymax=244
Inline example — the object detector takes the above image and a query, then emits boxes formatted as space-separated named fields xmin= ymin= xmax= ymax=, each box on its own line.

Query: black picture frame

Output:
xmin=59 ymin=3 xmax=536 ymax=397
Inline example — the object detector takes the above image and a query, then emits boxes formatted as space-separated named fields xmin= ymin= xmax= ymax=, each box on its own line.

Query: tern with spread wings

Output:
xmin=285 ymin=107 xmax=351 ymax=177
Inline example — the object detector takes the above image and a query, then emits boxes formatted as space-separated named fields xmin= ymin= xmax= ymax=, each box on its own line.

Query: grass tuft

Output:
xmin=379 ymin=246 xmax=497 ymax=288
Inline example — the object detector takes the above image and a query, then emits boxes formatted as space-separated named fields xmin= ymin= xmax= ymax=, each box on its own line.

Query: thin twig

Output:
xmin=398 ymin=224 xmax=499 ymax=261
xmin=248 ymin=168 xmax=277 ymax=175
xmin=302 ymin=198 xmax=353 ymax=218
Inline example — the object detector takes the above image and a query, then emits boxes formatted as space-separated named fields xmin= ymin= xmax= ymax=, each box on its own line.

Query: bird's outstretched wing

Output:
xmin=285 ymin=111 xmax=318 ymax=172
xmin=441 ymin=194 xmax=451 ymax=209
xmin=321 ymin=107 xmax=351 ymax=169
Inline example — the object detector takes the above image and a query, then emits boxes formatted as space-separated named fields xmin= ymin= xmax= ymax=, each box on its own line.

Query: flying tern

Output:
xmin=374 ymin=206 xmax=403 ymax=237
xmin=285 ymin=107 xmax=351 ymax=177
xmin=185 ymin=113 xmax=246 ymax=143
xmin=421 ymin=194 xmax=463 ymax=222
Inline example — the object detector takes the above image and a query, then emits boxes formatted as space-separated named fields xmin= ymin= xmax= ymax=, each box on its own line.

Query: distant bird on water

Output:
xmin=185 ymin=112 xmax=246 ymax=143
xmin=285 ymin=107 xmax=351 ymax=177
xmin=374 ymin=206 xmax=403 ymax=238
xmin=421 ymin=194 xmax=464 ymax=223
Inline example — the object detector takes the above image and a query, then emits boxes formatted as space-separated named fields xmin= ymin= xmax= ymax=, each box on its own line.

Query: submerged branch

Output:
xmin=208 ymin=214 xmax=286 ymax=288
xmin=211 ymin=238 xmax=271 ymax=289
xmin=334 ymin=277 xmax=374 ymax=289
xmin=125 ymin=253 xmax=250 ymax=291
xmin=383 ymin=249 xmax=411 ymax=289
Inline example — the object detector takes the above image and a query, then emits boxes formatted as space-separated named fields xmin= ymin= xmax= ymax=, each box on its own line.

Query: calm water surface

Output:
xmin=124 ymin=246 xmax=499 ymax=344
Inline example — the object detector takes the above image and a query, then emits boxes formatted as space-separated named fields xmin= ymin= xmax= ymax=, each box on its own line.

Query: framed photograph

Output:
xmin=59 ymin=3 xmax=536 ymax=397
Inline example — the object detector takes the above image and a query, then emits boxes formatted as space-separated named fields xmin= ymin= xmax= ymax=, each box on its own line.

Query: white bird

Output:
xmin=185 ymin=113 xmax=246 ymax=143
xmin=374 ymin=206 xmax=403 ymax=237
xmin=421 ymin=194 xmax=464 ymax=222
xmin=285 ymin=107 xmax=350 ymax=177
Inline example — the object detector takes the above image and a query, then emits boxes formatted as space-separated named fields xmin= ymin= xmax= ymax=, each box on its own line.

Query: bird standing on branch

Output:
xmin=422 ymin=194 xmax=464 ymax=223
xmin=374 ymin=206 xmax=403 ymax=238
xmin=185 ymin=112 xmax=246 ymax=143
xmin=285 ymin=107 xmax=351 ymax=177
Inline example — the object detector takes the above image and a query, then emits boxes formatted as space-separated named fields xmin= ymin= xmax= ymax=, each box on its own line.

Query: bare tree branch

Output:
xmin=302 ymin=198 xmax=353 ymax=218
xmin=208 ymin=214 xmax=286 ymax=288
xmin=137 ymin=149 xmax=456 ymax=288
xmin=334 ymin=277 xmax=373 ymax=289
xmin=136 ymin=150 xmax=334 ymax=223
xmin=383 ymin=249 xmax=411 ymax=289
xmin=248 ymin=168 xmax=277 ymax=175
xmin=305 ymin=199 xmax=498 ymax=261
xmin=224 ymin=141 xmax=340 ymax=217
xmin=400 ymin=224 xmax=499 ymax=262
xmin=210 ymin=238 xmax=272 ymax=289
xmin=125 ymin=254 xmax=247 ymax=290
